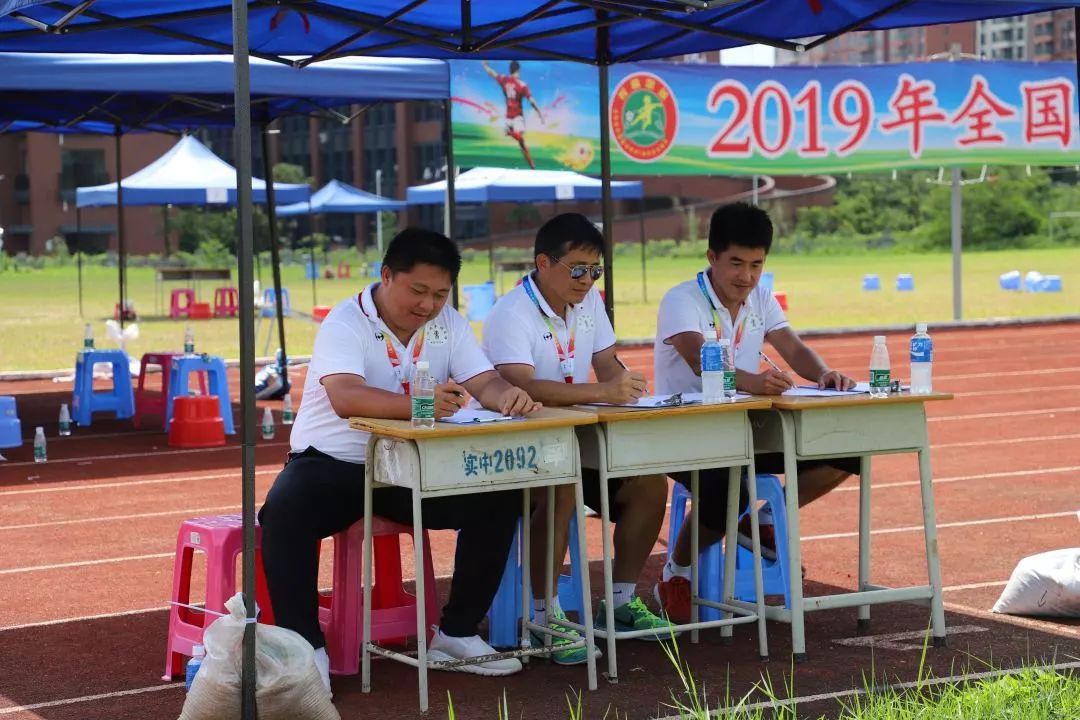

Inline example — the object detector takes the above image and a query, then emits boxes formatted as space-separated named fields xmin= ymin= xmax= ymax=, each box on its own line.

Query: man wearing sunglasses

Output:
xmin=483 ymin=213 xmax=676 ymax=665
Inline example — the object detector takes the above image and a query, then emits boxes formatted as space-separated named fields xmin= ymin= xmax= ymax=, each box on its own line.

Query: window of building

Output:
xmin=413 ymin=100 xmax=444 ymax=122
xmin=59 ymin=149 xmax=107 ymax=201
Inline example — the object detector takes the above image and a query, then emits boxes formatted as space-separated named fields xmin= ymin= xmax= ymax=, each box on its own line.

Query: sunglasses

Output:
xmin=551 ymin=256 xmax=604 ymax=281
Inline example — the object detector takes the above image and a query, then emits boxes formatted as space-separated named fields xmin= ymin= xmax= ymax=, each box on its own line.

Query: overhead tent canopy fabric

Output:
xmin=407 ymin=167 xmax=643 ymax=204
xmin=75 ymin=135 xmax=310 ymax=207
xmin=276 ymin=179 xmax=406 ymax=216
xmin=2 ymin=1 xmax=1080 ymax=63
xmin=0 ymin=52 xmax=450 ymax=131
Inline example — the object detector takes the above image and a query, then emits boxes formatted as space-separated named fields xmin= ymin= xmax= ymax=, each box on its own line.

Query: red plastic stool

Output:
xmin=336 ymin=262 xmax=351 ymax=279
xmin=773 ymin=290 xmax=788 ymax=311
xmin=135 ymin=352 xmax=206 ymax=430
xmin=169 ymin=289 xmax=195 ymax=319
xmin=168 ymin=395 xmax=226 ymax=448
xmin=213 ymin=287 xmax=239 ymax=318
xmin=312 ymin=305 xmax=331 ymax=322
xmin=319 ymin=518 xmax=439 ymax=676
xmin=189 ymin=302 xmax=212 ymax=320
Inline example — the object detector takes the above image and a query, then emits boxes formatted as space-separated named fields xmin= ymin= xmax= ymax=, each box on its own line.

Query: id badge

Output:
xmin=559 ymin=359 xmax=574 ymax=379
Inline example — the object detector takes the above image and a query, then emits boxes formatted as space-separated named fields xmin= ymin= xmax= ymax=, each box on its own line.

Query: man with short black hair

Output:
xmin=483 ymin=213 xmax=676 ymax=664
xmin=260 ymin=228 xmax=540 ymax=691
xmin=652 ymin=202 xmax=858 ymax=623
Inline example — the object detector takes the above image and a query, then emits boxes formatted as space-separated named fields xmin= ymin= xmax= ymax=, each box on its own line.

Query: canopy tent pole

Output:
xmin=598 ymin=59 xmax=615 ymax=324
xmin=375 ymin=169 xmax=384 ymax=256
xmin=261 ymin=125 xmax=290 ymax=374
xmin=638 ymin=203 xmax=647 ymax=304
xmin=230 ymin=1 xmax=258 ymax=717
xmin=443 ymin=98 xmax=459 ymax=308
xmin=76 ymin=206 xmax=83 ymax=318
xmin=161 ymin=204 xmax=170 ymax=256
xmin=114 ymin=126 xmax=127 ymax=329
xmin=950 ymin=167 xmax=962 ymax=321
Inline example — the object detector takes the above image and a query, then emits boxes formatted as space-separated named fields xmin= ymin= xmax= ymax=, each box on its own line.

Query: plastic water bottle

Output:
xmin=33 ymin=426 xmax=47 ymax=463
xmin=282 ymin=394 xmax=294 ymax=425
xmin=83 ymin=322 xmax=94 ymax=351
xmin=411 ymin=361 xmax=435 ymax=429
xmin=185 ymin=644 xmax=205 ymax=691
xmin=700 ymin=339 xmax=724 ymax=404
xmin=720 ymin=338 xmax=737 ymax=403
xmin=910 ymin=322 xmax=933 ymax=394
xmin=261 ymin=407 xmax=274 ymax=440
xmin=183 ymin=325 xmax=195 ymax=355
xmin=869 ymin=336 xmax=891 ymax=398
xmin=58 ymin=403 xmax=72 ymax=436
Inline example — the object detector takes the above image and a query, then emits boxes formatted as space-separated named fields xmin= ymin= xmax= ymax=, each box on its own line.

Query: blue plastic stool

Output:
xmin=895 ymin=274 xmax=914 ymax=291
xmin=72 ymin=349 xmax=135 ymax=427
xmin=304 ymin=262 xmax=319 ymax=280
xmin=862 ymin=274 xmax=880 ymax=291
xmin=487 ymin=514 xmax=587 ymax=648
xmin=999 ymin=270 xmax=1021 ymax=291
xmin=260 ymin=287 xmax=291 ymax=318
xmin=369 ymin=261 xmax=383 ymax=278
xmin=758 ymin=271 xmax=775 ymax=292
xmin=0 ymin=396 xmax=22 ymax=449
xmin=667 ymin=475 xmax=791 ymax=621
xmin=165 ymin=355 xmax=235 ymax=434
xmin=463 ymin=282 xmax=497 ymax=322
xmin=1043 ymin=275 xmax=1062 ymax=292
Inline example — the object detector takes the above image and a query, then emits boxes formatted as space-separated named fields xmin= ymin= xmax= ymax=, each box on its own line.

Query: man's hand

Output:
xmin=747 ymin=369 xmax=796 ymax=395
xmin=818 ymin=369 xmax=855 ymax=390
xmin=498 ymin=386 xmax=541 ymax=416
xmin=434 ymin=380 xmax=470 ymax=420
xmin=603 ymin=371 xmax=648 ymax=405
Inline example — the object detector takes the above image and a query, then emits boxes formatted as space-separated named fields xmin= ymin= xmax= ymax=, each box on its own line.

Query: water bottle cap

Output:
xmin=35 ymin=426 xmax=44 ymax=433
xmin=416 ymin=360 xmax=430 ymax=371
xmin=718 ymin=338 xmax=730 ymax=346
xmin=874 ymin=335 xmax=886 ymax=344
xmin=915 ymin=322 xmax=927 ymax=334
xmin=192 ymin=644 xmax=205 ymax=658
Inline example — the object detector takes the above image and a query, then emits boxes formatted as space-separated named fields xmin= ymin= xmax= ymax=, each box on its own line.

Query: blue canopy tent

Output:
xmin=276 ymin=178 xmax=407 ymax=304
xmin=406 ymin=166 xmax=642 ymax=204
xmin=5 ymin=3 xmax=1077 ymax=712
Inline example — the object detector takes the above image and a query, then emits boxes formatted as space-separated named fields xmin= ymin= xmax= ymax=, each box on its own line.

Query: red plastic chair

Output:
xmin=134 ymin=352 xmax=206 ymax=430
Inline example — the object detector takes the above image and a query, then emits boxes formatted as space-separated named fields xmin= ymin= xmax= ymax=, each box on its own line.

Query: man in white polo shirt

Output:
xmin=652 ymin=202 xmax=858 ymax=623
xmin=259 ymin=228 xmax=540 ymax=692
xmin=483 ymin=213 xmax=675 ymax=665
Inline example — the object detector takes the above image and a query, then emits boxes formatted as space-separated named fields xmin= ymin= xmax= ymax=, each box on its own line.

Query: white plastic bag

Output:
xmin=992 ymin=549 xmax=1080 ymax=618
xmin=178 ymin=593 xmax=339 ymax=720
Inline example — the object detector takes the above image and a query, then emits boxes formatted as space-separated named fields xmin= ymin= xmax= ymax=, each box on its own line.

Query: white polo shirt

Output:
xmin=654 ymin=270 xmax=789 ymax=395
xmin=482 ymin=273 xmax=616 ymax=384
xmin=290 ymin=285 xmax=494 ymax=463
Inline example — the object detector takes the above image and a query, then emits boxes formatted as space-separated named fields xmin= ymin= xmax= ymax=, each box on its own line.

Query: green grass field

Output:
xmin=1 ymin=247 xmax=1077 ymax=372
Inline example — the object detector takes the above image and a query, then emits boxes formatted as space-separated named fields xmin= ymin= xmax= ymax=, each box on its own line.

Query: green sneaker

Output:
xmin=530 ymin=606 xmax=599 ymax=666
xmin=595 ymin=596 xmax=680 ymax=642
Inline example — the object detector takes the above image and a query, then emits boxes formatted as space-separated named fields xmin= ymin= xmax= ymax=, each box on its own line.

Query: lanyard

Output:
xmin=522 ymin=275 xmax=576 ymax=383
xmin=358 ymin=288 xmax=426 ymax=394
xmin=696 ymin=271 xmax=748 ymax=351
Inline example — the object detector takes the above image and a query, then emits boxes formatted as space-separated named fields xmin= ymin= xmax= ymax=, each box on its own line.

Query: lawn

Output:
xmin=1 ymin=246 xmax=1077 ymax=372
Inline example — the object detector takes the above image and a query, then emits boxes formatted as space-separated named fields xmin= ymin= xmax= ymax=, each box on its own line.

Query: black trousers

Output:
xmin=258 ymin=446 xmax=522 ymax=647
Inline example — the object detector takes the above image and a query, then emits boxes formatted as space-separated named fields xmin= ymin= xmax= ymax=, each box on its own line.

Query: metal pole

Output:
xmin=638 ymin=202 xmax=647 ymax=303
xmin=752 ymin=174 xmax=759 ymax=205
xmin=114 ymin=127 xmax=127 ymax=329
xmin=76 ymin=206 xmax=83 ymax=318
xmin=261 ymin=126 xmax=289 ymax=370
xmin=950 ymin=167 xmax=962 ymax=321
xmin=443 ymin=99 xmax=459 ymax=308
xmin=376 ymin=169 xmax=384 ymax=256
xmin=161 ymin=204 xmax=171 ymax=256
xmin=231 ymin=1 xmax=258 ymax=717
xmin=598 ymin=57 xmax=615 ymax=324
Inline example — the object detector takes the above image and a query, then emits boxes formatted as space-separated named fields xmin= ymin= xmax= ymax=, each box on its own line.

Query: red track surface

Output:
xmin=1 ymin=323 xmax=1079 ymax=719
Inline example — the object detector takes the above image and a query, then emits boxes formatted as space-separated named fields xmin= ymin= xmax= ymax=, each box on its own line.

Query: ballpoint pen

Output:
xmin=758 ymin=351 xmax=784 ymax=374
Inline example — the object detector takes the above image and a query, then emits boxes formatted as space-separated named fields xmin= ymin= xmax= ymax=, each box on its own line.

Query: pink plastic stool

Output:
xmin=169 ymin=289 xmax=195 ymax=319
xmin=135 ymin=352 xmax=207 ymax=430
xmin=319 ymin=518 xmax=439 ymax=676
xmin=213 ymin=287 xmax=239 ymax=318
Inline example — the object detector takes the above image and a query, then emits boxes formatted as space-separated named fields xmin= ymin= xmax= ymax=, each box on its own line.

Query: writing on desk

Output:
xmin=463 ymin=445 xmax=538 ymax=476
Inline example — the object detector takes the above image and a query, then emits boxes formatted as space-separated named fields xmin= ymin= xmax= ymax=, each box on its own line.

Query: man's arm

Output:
xmin=669 ymin=330 xmax=794 ymax=394
xmin=462 ymin=370 xmax=541 ymax=416
xmin=322 ymin=373 xmax=411 ymax=420
xmin=668 ymin=331 xmax=705 ymax=376
xmin=528 ymin=96 xmax=545 ymax=124
xmin=493 ymin=352 xmax=644 ymax=407
xmin=767 ymin=326 xmax=854 ymax=389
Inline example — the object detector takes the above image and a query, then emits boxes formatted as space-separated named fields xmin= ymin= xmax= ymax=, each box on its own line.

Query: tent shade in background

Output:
xmin=407 ymin=167 xmax=643 ymax=204
xmin=276 ymin=179 xmax=406 ymax=216
xmin=75 ymin=135 xmax=309 ymax=207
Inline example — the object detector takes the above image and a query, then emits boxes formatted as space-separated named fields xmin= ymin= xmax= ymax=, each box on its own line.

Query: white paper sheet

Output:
xmin=438 ymin=408 xmax=519 ymax=424
xmin=590 ymin=392 xmax=753 ymax=408
xmin=781 ymin=385 xmax=868 ymax=397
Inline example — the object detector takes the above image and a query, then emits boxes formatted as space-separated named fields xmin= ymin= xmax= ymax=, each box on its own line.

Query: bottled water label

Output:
xmin=870 ymin=369 xmax=891 ymax=390
xmin=910 ymin=337 xmax=933 ymax=363
xmin=701 ymin=343 xmax=723 ymax=373
xmin=723 ymin=370 xmax=736 ymax=394
xmin=411 ymin=396 xmax=435 ymax=420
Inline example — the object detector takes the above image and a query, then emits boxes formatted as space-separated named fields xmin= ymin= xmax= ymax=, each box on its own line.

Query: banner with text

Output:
xmin=449 ymin=59 xmax=1079 ymax=175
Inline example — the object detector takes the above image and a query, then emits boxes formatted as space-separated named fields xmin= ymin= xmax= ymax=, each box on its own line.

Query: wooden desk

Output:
xmin=572 ymin=399 xmax=774 ymax=682
xmin=349 ymin=408 xmax=599 ymax=711
xmin=744 ymin=391 xmax=954 ymax=661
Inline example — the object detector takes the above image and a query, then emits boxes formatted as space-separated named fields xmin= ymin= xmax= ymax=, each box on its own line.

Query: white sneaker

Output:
xmin=428 ymin=629 xmax=523 ymax=676
xmin=313 ymin=646 xmax=332 ymax=697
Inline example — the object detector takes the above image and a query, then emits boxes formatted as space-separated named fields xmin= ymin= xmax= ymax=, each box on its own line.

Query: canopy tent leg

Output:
xmin=76 ymin=206 xmax=84 ymax=319
xmin=598 ymin=60 xmax=615 ymax=325
xmin=950 ymin=167 xmax=962 ymax=321
xmin=261 ymin=125 xmax=290 ymax=377
xmin=114 ymin=127 xmax=127 ymax=329
xmin=444 ymin=98 xmax=459 ymax=309
xmin=638 ymin=204 xmax=647 ymax=304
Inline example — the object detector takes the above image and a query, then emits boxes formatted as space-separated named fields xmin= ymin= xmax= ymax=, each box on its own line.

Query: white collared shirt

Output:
xmin=482 ymin=273 xmax=616 ymax=384
xmin=289 ymin=285 xmax=494 ymax=463
xmin=654 ymin=270 xmax=789 ymax=395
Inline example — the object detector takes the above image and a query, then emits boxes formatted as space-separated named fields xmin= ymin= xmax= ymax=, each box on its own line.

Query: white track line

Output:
xmin=0 ymin=606 xmax=166 ymax=632
xmin=936 ymin=366 xmax=1080 ymax=381
xmin=804 ymin=510 xmax=1077 ymax=542
xmin=955 ymin=384 xmax=1080 ymax=398
xmin=0 ymin=552 xmax=174 ymax=575
xmin=929 ymin=406 xmax=1080 ymax=422
xmin=933 ymin=433 xmax=1080 ymax=449
xmin=0 ymin=683 xmax=183 ymax=716
xmin=835 ymin=465 xmax=1080 ymax=492
xmin=0 ymin=442 xmax=289 ymax=468
xmin=943 ymin=580 xmax=1009 ymax=592
xmin=0 ymin=468 xmax=278 ymax=497
xmin=0 ymin=505 xmax=241 ymax=531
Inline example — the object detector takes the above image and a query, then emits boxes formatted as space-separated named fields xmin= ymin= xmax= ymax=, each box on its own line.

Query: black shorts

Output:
xmin=580 ymin=468 xmax=628 ymax=523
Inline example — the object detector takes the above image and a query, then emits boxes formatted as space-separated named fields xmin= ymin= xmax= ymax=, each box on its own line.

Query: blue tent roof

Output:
xmin=76 ymin=135 xmax=310 ymax=207
xmin=1 ymin=1 xmax=1078 ymax=63
xmin=407 ymin=167 xmax=643 ymax=204
xmin=276 ymin=179 xmax=406 ymax=216
xmin=0 ymin=52 xmax=449 ymax=131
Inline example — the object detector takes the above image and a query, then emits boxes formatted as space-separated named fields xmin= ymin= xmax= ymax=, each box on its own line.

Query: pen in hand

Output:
xmin=759 ymin=351 xmax=795 ymax=389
